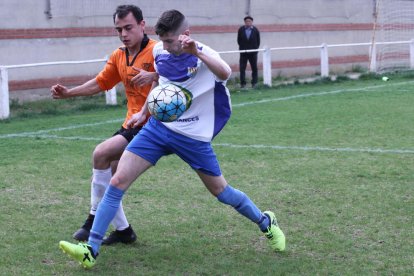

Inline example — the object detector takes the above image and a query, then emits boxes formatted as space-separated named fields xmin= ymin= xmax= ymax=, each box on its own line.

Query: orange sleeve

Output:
xmin=96 ymin=51 xmax=122 ymax=91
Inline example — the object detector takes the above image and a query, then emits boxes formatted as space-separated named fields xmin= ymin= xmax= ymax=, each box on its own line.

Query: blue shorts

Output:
xmin=126 ymin=117 xmax=222 ymax=176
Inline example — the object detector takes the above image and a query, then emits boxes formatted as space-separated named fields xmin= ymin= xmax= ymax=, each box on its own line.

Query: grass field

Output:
xmin=1 ymin=75 xmax=413 ymax=275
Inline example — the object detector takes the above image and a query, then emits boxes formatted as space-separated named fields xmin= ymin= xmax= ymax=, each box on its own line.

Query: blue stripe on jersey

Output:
xmin=213 ymin=81 xmax=231 ymax=138
xmin=155 ymin=53 xmax=198 ymax=82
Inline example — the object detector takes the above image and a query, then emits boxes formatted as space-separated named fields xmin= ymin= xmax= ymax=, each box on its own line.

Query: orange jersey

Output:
xmin=96 ymin=35 xmax=157 ymax=128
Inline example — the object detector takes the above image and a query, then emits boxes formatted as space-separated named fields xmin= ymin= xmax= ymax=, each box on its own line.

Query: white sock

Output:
xmin=112 ymin=202 xmax=129 ymax=231
xmin=90 ymin=168 xmax=112 ymax=215
xmin=90 ymin=168 xmax=130 ymax=231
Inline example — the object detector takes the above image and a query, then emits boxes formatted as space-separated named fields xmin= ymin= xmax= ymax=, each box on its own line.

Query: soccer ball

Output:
xmin=147 ymin=83 xmax=190 ymax=122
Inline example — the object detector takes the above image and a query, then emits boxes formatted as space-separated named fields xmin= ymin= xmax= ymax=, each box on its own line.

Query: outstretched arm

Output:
xmin=51 ymin=78 xmax=101 ymax=99
xmin=179 ymin=35 xmax=231 ymax=81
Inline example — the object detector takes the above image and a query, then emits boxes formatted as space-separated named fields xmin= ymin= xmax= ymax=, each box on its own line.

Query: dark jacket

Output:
xmin=237 ymin=26 xmax=260 ymax=50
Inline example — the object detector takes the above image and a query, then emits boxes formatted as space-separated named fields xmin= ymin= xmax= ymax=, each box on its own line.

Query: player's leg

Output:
xmin=72 ymin=119 xmax=167 ymax=260
xmin=102 ymin=200 xmax=137 ymax=245
xmin=73 ymin=130 xmax=137 ymax=243
xmin=171 ymin=131 xmax=285 ymax=252
xmin=97 ymin=129 xmax=141 ymax=245
xmin=197 ymin=172 xmax=285 ymax=252
xmin=239 ymin=53 xmax=248 ymax=87
xmin=110 ymin=159 xmax=118 ymax=174
xmin=197 ymin=172 xmax=264 ymax=224
xmin=60 ymin=120 xmax=169 ymax=267
xmin=60 ymin=150 xmax=153 ymax=268
xmin=88 ymin=150 xmax=152 ymax=254
xmin=72 ymin=135 xmax=126 ymax=241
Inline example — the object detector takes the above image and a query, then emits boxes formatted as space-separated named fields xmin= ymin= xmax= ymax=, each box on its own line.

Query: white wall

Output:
xmin=0 ymin=0 xmax=376 ymax=85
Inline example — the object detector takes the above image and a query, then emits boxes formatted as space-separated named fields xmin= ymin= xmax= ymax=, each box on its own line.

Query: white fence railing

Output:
xmin=0 ymin=57 xmax=116 ymax=120
xmin=1 ymin=39 xmax=414 ymax=119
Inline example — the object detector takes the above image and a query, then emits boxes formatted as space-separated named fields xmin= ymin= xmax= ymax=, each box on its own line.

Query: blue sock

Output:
xmin=257 ymin=213 xmax=270 ymax=232
xmin=88 ymin=185 xmax=124 ymax=255
xmin=217 ymin=185 xmax=269 ymax=231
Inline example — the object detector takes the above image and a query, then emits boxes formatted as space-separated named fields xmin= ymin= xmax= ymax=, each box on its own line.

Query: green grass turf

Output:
xmin=0 ymin=75 xmax=413 ymax=275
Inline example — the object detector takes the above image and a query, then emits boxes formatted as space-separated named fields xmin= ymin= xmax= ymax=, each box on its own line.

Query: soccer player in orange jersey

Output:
xmin=51 ymin=5 xmax=157 ymax=245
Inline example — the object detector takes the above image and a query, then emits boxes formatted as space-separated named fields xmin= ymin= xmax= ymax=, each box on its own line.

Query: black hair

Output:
xmin=155 ymin=9 xmax=186 ymax=36
xmin=244 ymin=15 xmax=253 ymax=21
xmin=113 ymin=5 xmax=143 ymax=24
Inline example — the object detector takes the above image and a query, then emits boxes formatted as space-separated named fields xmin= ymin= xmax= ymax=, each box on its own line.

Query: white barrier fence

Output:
xmin=1 ymin=40 xmax=414 ymax=119
xmin=0 ymin=57 xmax=116 ymax=120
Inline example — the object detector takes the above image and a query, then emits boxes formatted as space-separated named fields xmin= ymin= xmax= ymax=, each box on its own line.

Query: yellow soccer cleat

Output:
xmin=59 ymin=241 xmax=97 ymax=269
xmin=263 ymin=211 xmax=286 ymax=252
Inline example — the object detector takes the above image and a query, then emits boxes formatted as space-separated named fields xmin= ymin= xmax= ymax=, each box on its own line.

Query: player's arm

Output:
xmin=179 ymin=35 xmax=231 ymax=81
xmin=195 ymin=50 xmax=231 ymax=80
xmin=51 ymin=78 xmax=101 ymax=99
xmin=130 ymin=67 xmax=159 ymax=87
xmin=126 ymin=80 xmax=159 ymax=128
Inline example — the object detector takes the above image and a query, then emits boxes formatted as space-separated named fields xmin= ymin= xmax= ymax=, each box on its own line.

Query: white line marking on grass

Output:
xmin=4 ymin=132 xmax=413 ymax=155
xmin=21 ymin=134 xmax=105 ymax=141
xmin=1 ymin=81 xmax=412 ymax=140
xmin=214 ymin=143 xmax=414 ymax=154
xmin=233 ymin=80 xmax=414 ymax=107
xmin=0 ymin=119 xmax=122 ymax=139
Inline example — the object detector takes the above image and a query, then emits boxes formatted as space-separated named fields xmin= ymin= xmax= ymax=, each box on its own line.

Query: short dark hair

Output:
xmin=244 ymin=15 xmax=253 ymax=21
xmin=113 ymin=5 xmax=143 ymax=24
xmin=155 ymin=9 xmax=186 ymax=36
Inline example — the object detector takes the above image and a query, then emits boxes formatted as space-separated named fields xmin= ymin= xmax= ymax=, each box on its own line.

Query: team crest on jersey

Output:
xmin=187 ymin=67 xmax=198 ymax=78
xmin=142 ymin=63 xmax=152 ymax=71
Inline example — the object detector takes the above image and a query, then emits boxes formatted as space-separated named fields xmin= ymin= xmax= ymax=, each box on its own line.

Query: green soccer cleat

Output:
xmin=263 ymin=211 xmax=286 ymax=252
xmin=59 ymin=241 xmax=97 ymax=269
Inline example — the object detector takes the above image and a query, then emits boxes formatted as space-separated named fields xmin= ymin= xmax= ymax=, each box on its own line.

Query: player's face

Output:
xmin=159 ymin=33 xmax=183 ymax=56
xmin=114 ymin=12 xmax=145 ymax=50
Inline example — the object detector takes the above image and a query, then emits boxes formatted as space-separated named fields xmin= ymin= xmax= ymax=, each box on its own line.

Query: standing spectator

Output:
xmin=237 ymin=16 xmax=260 ymax=88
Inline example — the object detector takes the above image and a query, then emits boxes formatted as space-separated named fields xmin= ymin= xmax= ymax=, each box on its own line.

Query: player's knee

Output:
xmin=211 ymin=184 xmax=226 ymax=197
xmin=110 ymin=174 xmax=120 ymax=186
xmin=92 ymin=144 xmax=108 ymax=163
xmin=109 ymin=174 xmax=126 ymax=189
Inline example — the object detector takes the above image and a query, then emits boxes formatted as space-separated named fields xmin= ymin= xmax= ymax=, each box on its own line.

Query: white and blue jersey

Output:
xmin=153 ymin=41 xmax=232 ymax=142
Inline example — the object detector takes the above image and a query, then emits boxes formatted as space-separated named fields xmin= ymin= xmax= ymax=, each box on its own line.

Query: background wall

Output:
xmin=0 ymin=0 xmax=376 ymax=99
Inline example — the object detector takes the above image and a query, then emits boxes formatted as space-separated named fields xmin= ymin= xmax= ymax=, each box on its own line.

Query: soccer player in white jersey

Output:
xmin=59 ymin=9 xmax=285 ymax=269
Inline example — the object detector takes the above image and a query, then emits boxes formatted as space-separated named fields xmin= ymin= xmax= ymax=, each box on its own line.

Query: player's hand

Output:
xmin=126 ymin=111 xmax=147 ymax=129
xmin=50 ymin=84 xmax=69 ymax=99
xmin=179 ymin=35 xmax=198 ymax=56
xmin=131 ymin=67 xmax=157 ymax=87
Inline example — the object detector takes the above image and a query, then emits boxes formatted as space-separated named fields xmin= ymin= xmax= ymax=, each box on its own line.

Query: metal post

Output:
xmin=44 ymin=0 xmax=52 ymax=19
xmin=369 ymin=43 xmax=377 ymax=72
xmin=0 ymin=67 xmax=10 ymax=119
xmin=320 ymin=43 xmax=329 ymax=77
xmin=262 ymin=47 xmax=272 ymax=87
xmin=105 ymin=87 xmax=117 ymax=105
xmin=410 ymin=39 xmax=414 ymax=69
